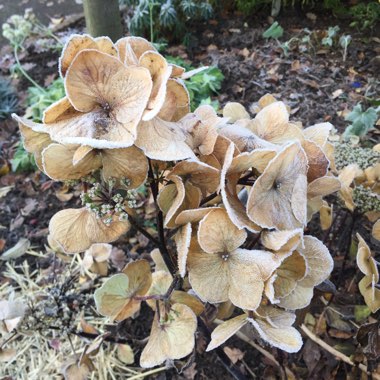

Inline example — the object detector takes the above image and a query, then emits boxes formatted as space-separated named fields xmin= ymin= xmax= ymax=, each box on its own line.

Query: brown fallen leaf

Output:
xmin=223 ymin=346 xmax=245 ymax=364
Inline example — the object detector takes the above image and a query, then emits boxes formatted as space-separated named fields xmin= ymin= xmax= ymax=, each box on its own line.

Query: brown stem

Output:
xmin=148 ymin=159 xmax=177 ymax=275
xmin=244 ymin=232 xmax=261 ymax=250
xmin=200 ymin=191 xmax=219 ymax=206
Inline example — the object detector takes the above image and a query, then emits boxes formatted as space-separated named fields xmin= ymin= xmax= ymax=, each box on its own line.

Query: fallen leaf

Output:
xmin=117 ymin=344 xmax=134 ymax=365
xmin=0 ymin=238 xmax=30 ymax=260
xmin=332 ymin=89 xmax=343 ymax=99
xmin=0 ymin=186 xmax=13 ymax=198
xmin=223 ymin=346 xmax=245 ymax=364
xmin=21 ymin=198 xmax=38 ymax=216
xmin=0 ymin=348 xmax=16 ymax=363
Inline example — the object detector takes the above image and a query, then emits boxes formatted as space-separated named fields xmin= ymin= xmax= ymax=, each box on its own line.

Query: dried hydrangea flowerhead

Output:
xmin=140 ymin=303 xmax=197 ymax=368
xmin=265 ymin=236 xmax=334 ymax=309
xmin=187 ymin=208 xmax=280 ymax=310
xmin=247 ymin=142 xmax=308 ymax=230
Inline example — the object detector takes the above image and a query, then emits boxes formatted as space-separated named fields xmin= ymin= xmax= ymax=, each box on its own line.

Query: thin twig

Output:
xmin=300 ymin=324 xmax=380 ymax=380
xmin=200 ymin=191 xmax=219 ymax=206
xmin=127 ymin=366 xmax=167 ymax=380
xmin=14 ymin=46 xmax=46 ymax=92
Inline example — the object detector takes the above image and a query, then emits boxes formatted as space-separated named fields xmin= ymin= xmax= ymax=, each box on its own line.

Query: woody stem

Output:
xmin=148 ymin=159 xmax=177 ymax=276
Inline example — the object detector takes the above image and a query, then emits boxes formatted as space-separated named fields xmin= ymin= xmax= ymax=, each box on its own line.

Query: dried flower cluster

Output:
xmin=14 ymin=34 xmax=342 ymax=369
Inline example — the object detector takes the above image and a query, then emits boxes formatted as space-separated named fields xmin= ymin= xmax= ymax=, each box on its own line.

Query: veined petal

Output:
xmin=49 ymin=208 xmax=130 ymax=254
xmin=247 ymin=143 xmax=308 ymax=230
xmin=228 ymin=249 xmax=280 ymax=310
xmin=135 ymin=117 xmax=195 ymax=161
xmin=206 ymin=314 xmax=248 ymax=351
xmin=139 ymin=51 xmax=172 ymax=121
xmin=42 ymin=143 xmax=101 ymax=180
xmin=101 ymin=146 xmax=148 ymax=188
xmin=197 ymin=208 xmax=247 ymax=254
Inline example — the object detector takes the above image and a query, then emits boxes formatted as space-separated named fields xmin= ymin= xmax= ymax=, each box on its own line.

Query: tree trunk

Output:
xmin=83 ymin=0 xmax=123 ymax=42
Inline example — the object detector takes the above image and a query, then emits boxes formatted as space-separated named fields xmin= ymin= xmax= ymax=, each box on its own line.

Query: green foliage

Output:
xmin=354 ymin=305 xmax=372 ymax=322
xmin=0 ymin=77 xmax=18 ymax=120
xmin=124 ymin=0 xmax=214 ymax=41
xmin=236 ymin=0 xmax=270 ymax=15
xmin=166 ymin=56 xmax=224 ymax=111
xmin=350 ymin=2 xmax=380 ymax=30
xmin=343 ymin=104 xmax=379 ymax=139
xmin=262 ymin=22 xmax=284 ymax=39
xmin=11 ymin=143 xmax=37 ymax=173
xmin=321 ymin=25 xmax=340 ymax=47
xmin=10 ymin=78 xmax=65 ymax=173
xmin=25 ymin=78 xmax=65 ymax=122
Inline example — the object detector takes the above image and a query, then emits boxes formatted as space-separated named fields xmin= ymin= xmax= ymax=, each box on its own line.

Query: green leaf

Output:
xmin=343 ymin=104 xmax=379 ymax=138
xmin=262 ymin=22 xmax=284 ymax=40
xmin=354 ymin=305 xmax=371 ymax=322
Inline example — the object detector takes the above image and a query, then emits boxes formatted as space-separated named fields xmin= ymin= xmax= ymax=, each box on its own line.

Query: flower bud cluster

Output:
xmin=80 ymin=178 xmax=137 ymax=226
xmin=353 ymin=185 xmax=380 ymax=213
xmin=334 ymin=143 xmax=380 ymax=170
xmin=2 ymin=13 xmax=33 ymax=47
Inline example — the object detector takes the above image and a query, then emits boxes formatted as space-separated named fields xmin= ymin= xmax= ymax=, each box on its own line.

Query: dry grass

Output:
xmin=0 ymin=249 xmax=165 ymax=379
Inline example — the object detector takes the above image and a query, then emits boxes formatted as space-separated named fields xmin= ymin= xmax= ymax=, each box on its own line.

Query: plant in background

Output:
xmin=2 ymin=10 xmax=62 ymax=92
xmin=10 ymin=142 xmax=37 ymax=173
xmin=349 ymin=1 xmax=380 ymax=30
xmin=339 ymin=34 xmax=352 ymax=62
xmin=123 ymin=0 xmax=213 ymax=42
xmin=0 ymin=77 xmax=18 ymax=120
xmin=343 ymin=104 xmax=379 ymax=139
xmin=262 ymin=21 xmax=284 ymax=39
xmin=321 ymin=25 xmax=340 ymax=47
xmin=7 ymin=34 xmax=344 ymax=376
xmin=25 ymin=78 xmax=65 ymax=122
xmin=166 ymin=56 xmax=224 ymax=111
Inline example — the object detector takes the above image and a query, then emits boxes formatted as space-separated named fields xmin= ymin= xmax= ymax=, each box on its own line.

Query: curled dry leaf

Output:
xmin=82 ymin=243 xmax=112 ymax=276
xmin=372 ymin=219 xmax=380 ymax=241
xmin=356 ymin=234 xmax=380 ymax=313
